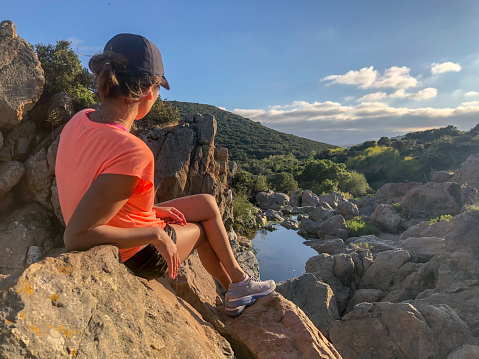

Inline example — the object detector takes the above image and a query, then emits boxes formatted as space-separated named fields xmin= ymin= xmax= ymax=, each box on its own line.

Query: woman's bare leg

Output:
xmin=157 ymin=194 xmax=247 ymax=285
xmin=169 ymin=222 xmax=232 ymax=289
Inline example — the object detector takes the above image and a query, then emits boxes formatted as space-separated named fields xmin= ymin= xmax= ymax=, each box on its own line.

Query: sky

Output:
xmin=3 ymin=0 xmax=479 ymax=146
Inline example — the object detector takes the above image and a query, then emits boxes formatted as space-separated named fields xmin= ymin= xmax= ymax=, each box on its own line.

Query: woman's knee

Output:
xmin=197 ymin=194 xmax=220 ymax=216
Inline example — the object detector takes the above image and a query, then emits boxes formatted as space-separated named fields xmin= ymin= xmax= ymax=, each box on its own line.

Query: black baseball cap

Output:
xmin=104 ymin=33 xmax=170 ymax=90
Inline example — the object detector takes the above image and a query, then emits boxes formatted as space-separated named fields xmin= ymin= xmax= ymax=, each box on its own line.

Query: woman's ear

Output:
xmin=147 ymin=85 xmax=155 ymax=100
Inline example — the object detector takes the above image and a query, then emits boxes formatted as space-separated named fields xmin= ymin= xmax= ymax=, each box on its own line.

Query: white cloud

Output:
xmin=461 ymin=101 xmax=479 ymax=106
xmin=465 ymin=91 xmax=479 ymax=97
xmin=410 ymin=87 xmax=438 ymax=100
xmin=218 ymin=107 xmax=227 ymax=111
xmin=231 ymin=100 xmax=479 ymax=145
xmin=356 ymin=92 xmax=387 ymax=102
xmin=431 ymin=62 xmax=462 ymax=75
xmin=323 ymin=66 xmax=418 ymax=89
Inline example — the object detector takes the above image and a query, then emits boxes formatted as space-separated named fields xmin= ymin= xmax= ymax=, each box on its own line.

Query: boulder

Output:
xmin=265 ymin=208 xmax=284 ymax=221
xmin=0 ymin=20 xmax=44 ymax=129
xmin=447 ymin=345 xmax=479 ymax=359
xmin=346 ymin=289 xmax=385 ymax=312
xmin=302 ymin=189 xmax=321 ymax=207
xmin=360 ymin=249 xmax=410 ymax=292
xmin=370 ymin=204 xmax=402 ymax=233
xmin=0 ymin=246 xmax=234 ymax=358
xmin=46 ymin=92 xmax=74 ymax=128
xmin=0 ymin=160 xmax=24 ymax=197
xmin=401 ymin=237 xmax=445 ymax=262
xmin=333 ymin=253 xmax=355 ymax=287
xmin=318 ymin=192 xmax=345 ymax=209
xmin=288 ymin=189 xmax=302 ymax=207
xmin=330 ymin=302 xmax=475 ymax=359
xmin=292 ymin=205 xmax=316 ymax=214
xmin=228 ymin=237 xmax=260 ymax=279
xmin=432 ymin=170 xmax=453 ymax=183
xmin=351 ymin=196 xmax=375 ymax=217
xmin=255 ymin=212 xmax=267 ymax=226
xmin=0 ymin=119 xmax=36 ymax=162
xmin=400 ymin=182 xmax=479 ymax=220
xmin=346 ymin=235 xmax=400 ymax=253
xmin=255 ymin=190 xmax=290 ymax=211
xmin=399 ymin=219 xmax=449 ymax=241
xmin=299 ymin=217 xmax=322 ymax=237
xmin=450 ymin=153 xmax=479 ymax=190
xmin=310 ymin=238 xmax=348 ymax=256
xmin=335 ymin=200 xmax=359 ymax=218
xmin=168 ymin=255 xmax=342 ymax=359
xmin=0 ymin=204 xmax=61 ymax=275
xmin=280 ymin=218 xmax=299 ymax=230
xmin=374 ymin=182 xmax=421 ymax=206
xmin=276 ymin=273 xmax=339 ymax=337
xmin=310 ymin=203 xmax=335 ymax=223
xmin=317 ymin=215 xmax=348 ymax=239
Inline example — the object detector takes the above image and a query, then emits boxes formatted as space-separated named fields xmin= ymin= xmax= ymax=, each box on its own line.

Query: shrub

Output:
xmin=346 ymin=217 xmax=380 ymax=237
xmin=391 ymin=202 xmax=403 ymax=213
xmin=428 ymin=214 xmax=452 ymax=225
xmin=350 ymin=242 xmax=374 ymax=253
xmin=339 ymin=170 xmax=371 ymax=197
xmin=269 ymin=172 xmax=298 ymax=194
xmin=232 ymin=193 xmax=258 ymax=236
xmin=132 ymin=100 xmax=182 ymax=133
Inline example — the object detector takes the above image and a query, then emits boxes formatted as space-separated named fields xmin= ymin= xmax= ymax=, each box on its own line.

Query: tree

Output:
xmin=269 ymin=172 xmax=298 ymax=194
xmin=297 ymin=159 xmax=351 ymax=195
xmin=339 ymin=170 xmax=371 ymax=197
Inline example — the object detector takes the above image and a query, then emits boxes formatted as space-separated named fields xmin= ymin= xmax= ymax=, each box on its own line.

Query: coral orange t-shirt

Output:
xmin=55 ymin=109 xmax=165 ymax=261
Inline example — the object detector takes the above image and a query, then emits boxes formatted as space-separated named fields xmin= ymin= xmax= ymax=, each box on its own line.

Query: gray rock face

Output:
xmin=401 ymin=182 xmax=479 ymax=220
xmin=374 ymin=182 xmax=421 ymax=205
xmin=0 ymin=204 xmax=61 ymax=275
xmin=301 ymin=189 xmax=321 ymax=207
xmin=346 ymin=289 xmax=385 ymax=312
xmin=347 ymin=234 xmax=400 ymax=253
xmin=0 ymin=246 xmax=234 ymax=358
xmin=317 ymin=214 xmax=348 ymax=239
xmin=370 ymin=204 xmax=402 ymax=233
xmin=330 ymin=302 xmax=475 ymax=359
xmin=0 ymin=160 xmax=24 ymax=197
xmin=47 ymin=92 xmax=74 ymax=128
xmin=335 ymin=200 xmax=359 ymax=218
xmin=0 ymin=20 xmax=44 ymax=129
xmin=310 ymin=238 xmax=348 ymax=255
xmin=0 ymin=120 xmax=36 ymax=162
xmin=360 ymin=249 xmax=410 ymax=292
xmin=447 ymin=345 xmax=479 ymax=359
xmin=265 ymin=208 xmax=284 ymax=221
xmin=401 ymin=236 xmax=445 ymax=262
xmin=450 ymin=153 xmax=479 ymax=190
xmin=432 ymin=170 xmax=453 ymax=183
xmin=276 ymin=273 xmax=339 ymax=337
xmin=280 ymin=218 xmax=299 ymax=230
xmin=310 ymin=203 xmax=335 ymax=223
xmin=255 ymin=190 xmax=290 ymax=211
xmin=318 ymin=192 xmax=345 ymax=209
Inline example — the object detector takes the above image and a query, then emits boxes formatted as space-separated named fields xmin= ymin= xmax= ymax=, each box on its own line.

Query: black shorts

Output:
xmin=123 ymin=224 xmax=177 ymax=280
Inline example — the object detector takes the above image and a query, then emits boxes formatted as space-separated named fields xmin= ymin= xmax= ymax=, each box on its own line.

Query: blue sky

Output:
xmin=4 ymin=0 xmax=479 ymax=145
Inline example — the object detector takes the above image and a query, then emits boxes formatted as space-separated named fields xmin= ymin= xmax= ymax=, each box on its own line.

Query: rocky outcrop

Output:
xmin=0 ymin=246 xmax=234 ymax=358
xmin=168 ymin=255 xmax=342 ymax=359
xmin=400 ymin=182 xmax=479 ymax=220
xmin=255 ymin=190 xmax=290 ymax=211
xmin=0 ymin=160 xmax=24 ymax=197
xmin=370 ymin=204 xmax=402 ymax=233
xmin=330 ymin=302 xmax=476 ymax=359
xmin=450 ymin=153 xmax=479 ymax=190
xmin=374 ymin=182 xmax=421 ymax=206
xmin=0 ymin=21 xmax=44 ymax=129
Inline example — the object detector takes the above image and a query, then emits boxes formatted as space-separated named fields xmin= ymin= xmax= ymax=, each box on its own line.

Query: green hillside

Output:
xmin=168 ymin=101 xmax=336 ymax=162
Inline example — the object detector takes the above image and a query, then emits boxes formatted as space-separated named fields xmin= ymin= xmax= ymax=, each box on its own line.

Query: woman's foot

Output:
xmin=224 ymin=274 xmax=276 ymax=317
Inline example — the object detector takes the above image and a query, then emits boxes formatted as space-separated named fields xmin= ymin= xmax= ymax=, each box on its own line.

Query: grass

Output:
xmin=428 ymin=214 xmax=452 ymax=225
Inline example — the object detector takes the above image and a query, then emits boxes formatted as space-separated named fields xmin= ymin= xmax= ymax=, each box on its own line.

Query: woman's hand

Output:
xmin=153 ymin=228 xmax=181 ymax=279
xmin=153 ymin=206 xmax=187 ymax=225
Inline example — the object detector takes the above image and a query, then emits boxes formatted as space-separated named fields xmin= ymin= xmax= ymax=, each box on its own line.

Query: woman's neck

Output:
xmin=89 ymin=99 xmax=139 ymax=132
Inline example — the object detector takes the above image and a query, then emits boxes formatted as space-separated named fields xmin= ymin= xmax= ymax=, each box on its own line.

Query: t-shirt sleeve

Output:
xmin=99 ymin=138 xmax=154 ymax=182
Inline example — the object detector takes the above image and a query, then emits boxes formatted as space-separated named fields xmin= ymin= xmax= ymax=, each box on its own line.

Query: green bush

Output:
xmin=428 ymin=214 xmax=452 ymax=225
xmin=391 ymin=202 xmax=403 ymax=213
xmin=231 ymin=170 xmax=269 ymax=199
xmin=269 ymin=172 xmax=298 ymax=194
xmin=350 ymin=242 xmax=374 ymax=253
xmin=346 ymin=217 xmax=380 ymax=237
xmin=133 ymin=99 xmax=182 ymax=133
xmin=339 ymin=170 xmax=371 ymax=197
xmin=232 ymin=193 xmax=258 ymax=236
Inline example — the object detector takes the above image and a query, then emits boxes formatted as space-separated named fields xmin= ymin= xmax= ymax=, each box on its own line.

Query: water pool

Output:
xmin=251 ymin=222 xmax=318 ymax=283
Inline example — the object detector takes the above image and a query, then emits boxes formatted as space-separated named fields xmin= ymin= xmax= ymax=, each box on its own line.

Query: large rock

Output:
xmin=450 ymin=153 xmax=479 ymax=190
xmin=346 ymin=234 xmax=400 ymax=253
xmin=47 ymin=92 xmax=74 ymax=128
xmin=330 ymin=302 xmax=475 ymax=359
xmin=302 ymin=189 xmax=321 ymax=207
xmin=318 ymin=192 xmax=345 ymax=209
xmin=374 ymin=182 xmax=421 ymax=205
xmin=168 ymin=255 xmax=342 ymax=359
xmin=401 ymin=236 xmax=445 ymax=262
xmin=0 ymin=119 xmax=36 ymax=162
xmin=447 ymin=345 xmax=479 ymax=359
xmin=317 ymin=214 xmax=348 ymax=239
xmin=0 ymin=160 xmax=24 ymax=197
xmin=0 ymin=21 xmax=44 ymax=129
xmin=276 ymin=273 xmax=339 ymax=337
xmin=255 ymin=190 xmax=290 ymax=211
xmin=401 ymin=182 xmax=479 ymax=220
xmin=0 ymin=204 xmax=61 ymax=275
xmin=0 ymin=246 xmax=234 ymax=358
xmin=335 ymin=200 xmax=359 ymax=218
xmin=139 ymin=114 xmax=229 ymax=216
xmin=310 ymin=203 xmax=335 ymax=223
xmin=370 ymin=204 xmax=402 ymax=233
xmin=360 ymin=249 xmax=410 ymax=292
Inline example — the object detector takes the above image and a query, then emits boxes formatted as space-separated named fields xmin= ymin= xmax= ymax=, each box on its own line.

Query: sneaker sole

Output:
xmin=224 ymin=298 xmax=258 ymax=317
xmin=226 ymin=285 xmax=276 ymax=308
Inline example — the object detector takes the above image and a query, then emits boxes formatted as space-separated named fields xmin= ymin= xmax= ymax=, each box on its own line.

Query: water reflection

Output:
xmin=251 ymin=221 xmax=318 ymax=283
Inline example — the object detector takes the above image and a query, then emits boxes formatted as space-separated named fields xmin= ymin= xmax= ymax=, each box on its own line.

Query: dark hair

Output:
xmin=89 ymin=51 xmax=164 ymax=103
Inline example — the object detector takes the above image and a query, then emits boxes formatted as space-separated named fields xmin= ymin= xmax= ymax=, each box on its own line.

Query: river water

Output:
xmin=251 ymin=220 xmax=318 ymax=283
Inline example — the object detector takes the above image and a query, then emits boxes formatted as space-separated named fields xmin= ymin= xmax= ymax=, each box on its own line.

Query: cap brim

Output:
xmin=161 ymin=76 xmax=170 ymax=90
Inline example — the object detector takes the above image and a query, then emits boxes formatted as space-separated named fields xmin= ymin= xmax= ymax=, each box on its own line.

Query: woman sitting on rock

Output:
xmin=55 ymin=33 xmax=275 ymax=316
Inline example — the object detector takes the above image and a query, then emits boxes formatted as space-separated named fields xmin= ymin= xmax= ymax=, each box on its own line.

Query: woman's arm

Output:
xmin=64 ymin=174 xmax=180 ymax=278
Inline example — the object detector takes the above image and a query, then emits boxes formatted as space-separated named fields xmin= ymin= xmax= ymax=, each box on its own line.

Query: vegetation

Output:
xmin=34 ymin=40 xmax=97 ymax=120
xmin=232 ymin=193 xmax=259 ymax=236
xmin=391 ymin=202 xmax=403 ymax=213
xmin=132 ymin=99 xmax=182 ymax=133
xmin=350 ymin=242 xmax=374 ymax=253
xmin=345 ymin=217 xmax=380 ymax=237
xmin=428 ymin=214 xmax=452 ymax=225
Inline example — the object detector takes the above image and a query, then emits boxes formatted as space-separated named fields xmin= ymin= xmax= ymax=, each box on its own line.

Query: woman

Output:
xmin=55 ymin=33 xmax=275 ymax=317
